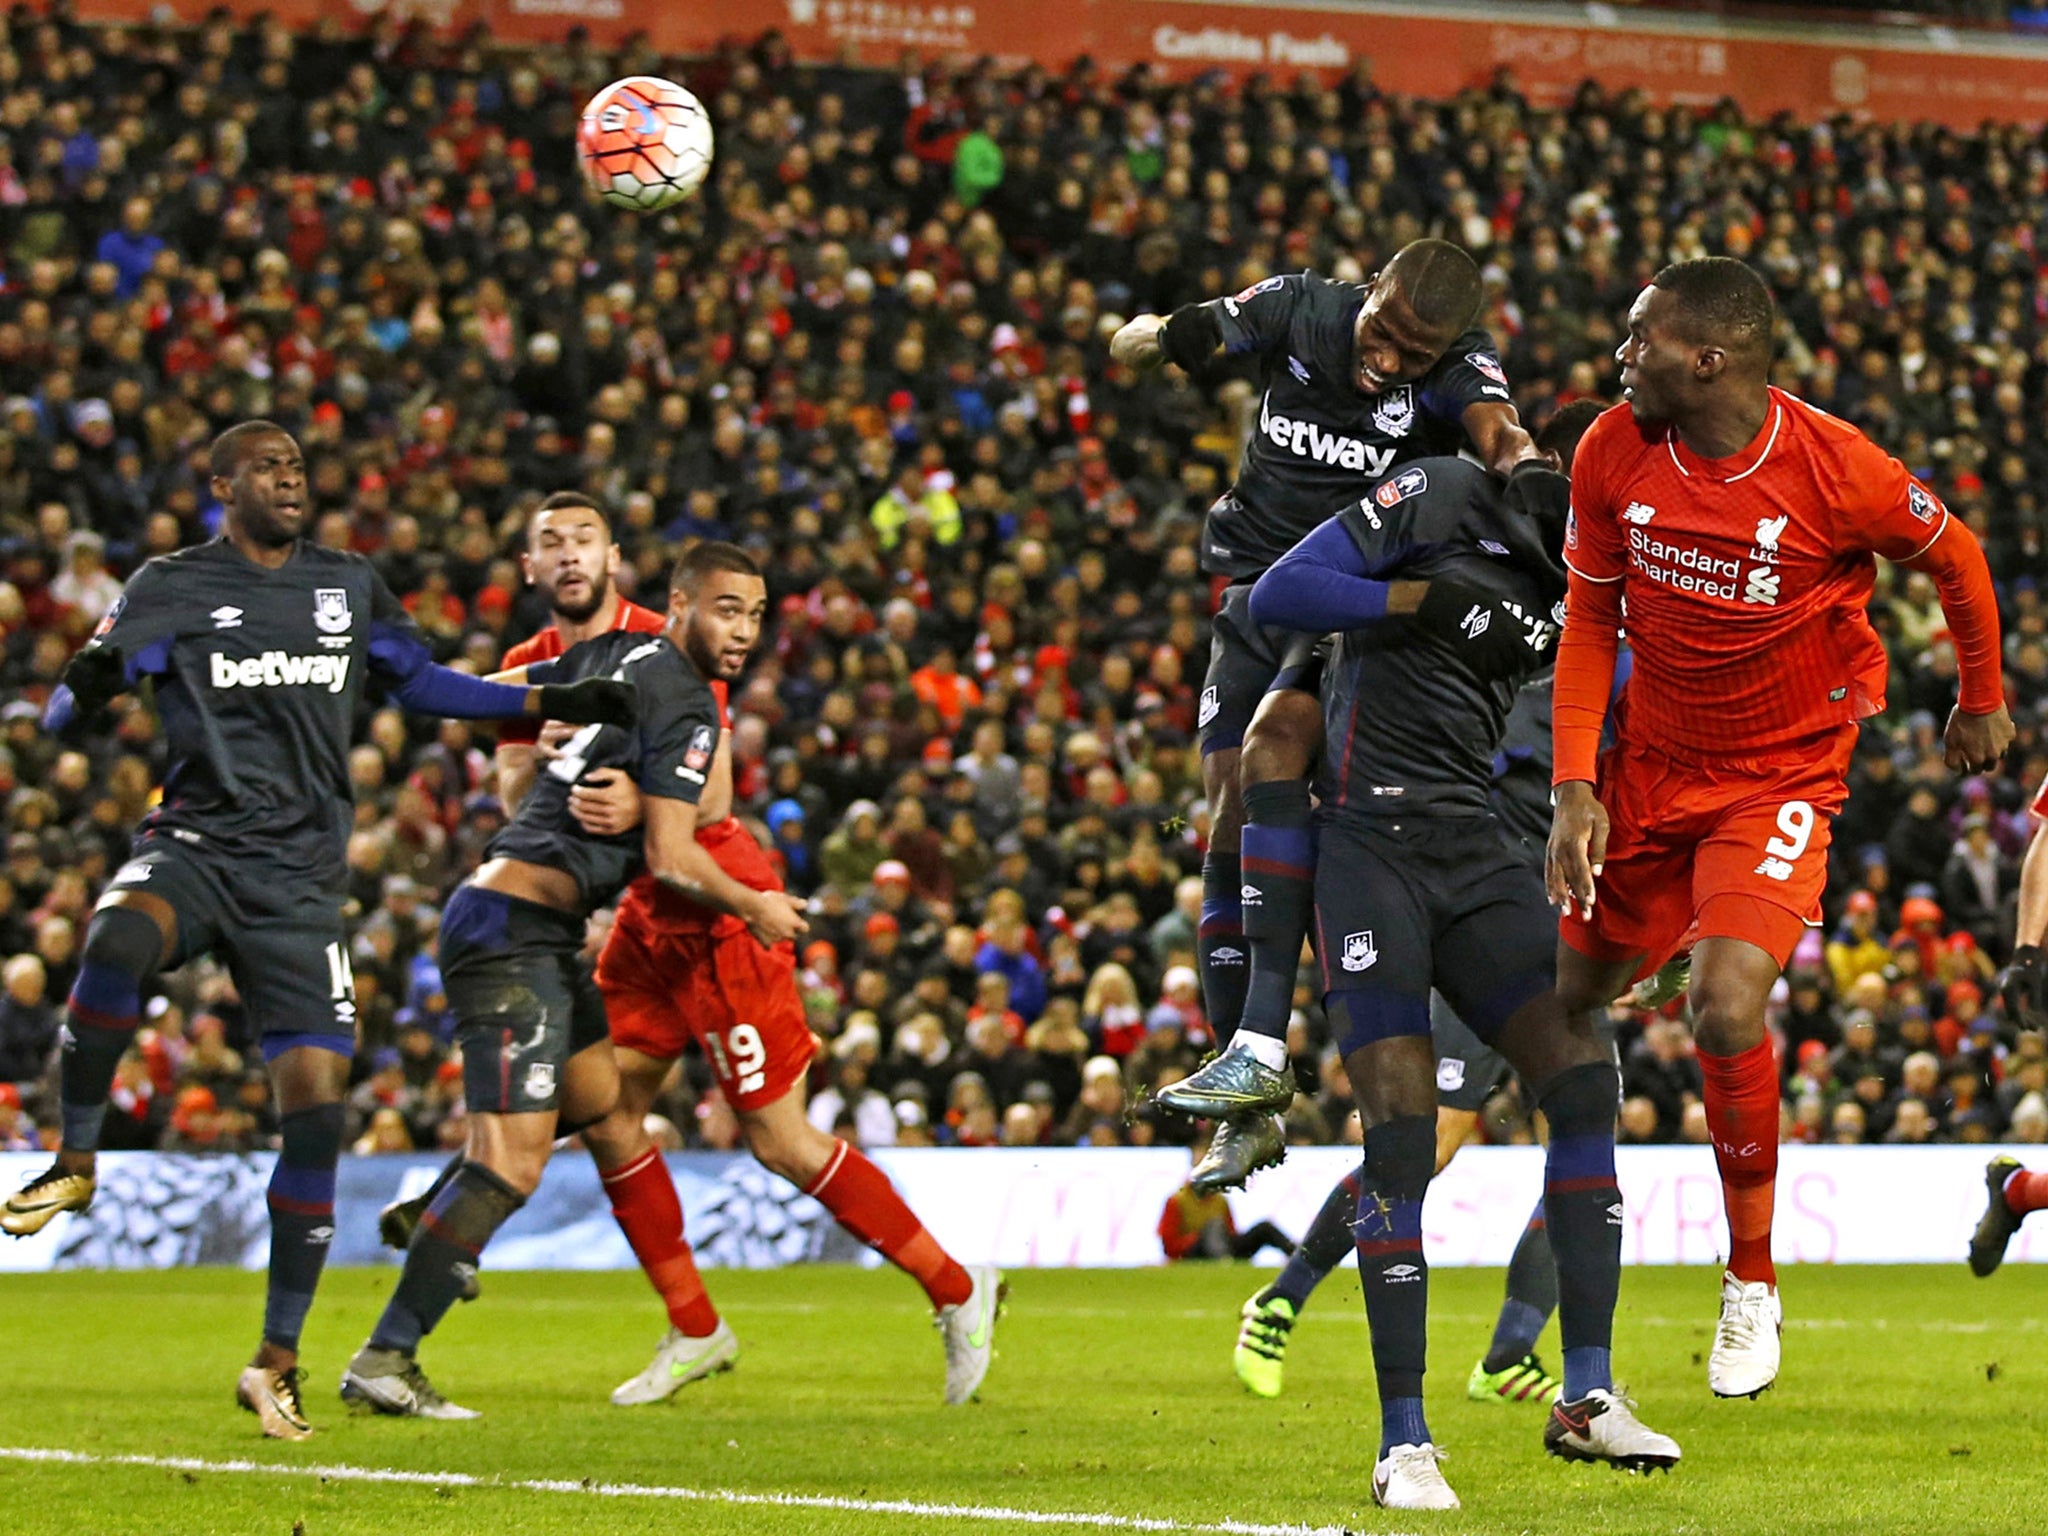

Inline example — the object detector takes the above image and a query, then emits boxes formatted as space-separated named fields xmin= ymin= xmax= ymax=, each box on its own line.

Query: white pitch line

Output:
xmin=0 ymin=1447 xmax=1375 ymax=1536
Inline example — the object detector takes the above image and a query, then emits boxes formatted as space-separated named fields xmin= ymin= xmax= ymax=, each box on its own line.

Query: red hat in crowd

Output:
xmin=1846 ymin=890 xmax=1878 ymax=916
xmin=865 ymin=912 xmax=900 ymax=939
xmin=873 ymin=860 xmax=912 ymax=888
xmin=1900 ymin=896 xmax=1943 ymax=928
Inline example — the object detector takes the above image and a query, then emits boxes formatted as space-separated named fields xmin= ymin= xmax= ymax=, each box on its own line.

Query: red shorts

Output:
xmin=1560 ymin=726 xmax=1856 ymax=982
xmin=595 ymin=913 xmax=814 ymax=1112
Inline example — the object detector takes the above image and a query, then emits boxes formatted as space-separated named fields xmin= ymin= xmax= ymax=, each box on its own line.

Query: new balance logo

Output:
xmin=1743 ymin=567 xmax=1780 ymax=606
xmin=1755 ymin=856 xmax=1794 ymax=882
xmin=1622 ymin=502 xmax=1657 ymax=525
xmin=210 ymin=606 xmax=243 ymax=629
xmin=209 ymin=651 xmax=352 ymax=693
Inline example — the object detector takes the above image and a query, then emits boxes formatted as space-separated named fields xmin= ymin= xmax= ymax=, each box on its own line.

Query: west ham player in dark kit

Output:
xmin=1232 ymin=678 xmax=1576 ymax=1413
xmin=1105 ymin=240 xmax=1540 ymax=1130
xmin=337 ymin=542 xmax=809 ymax=1420
xmin=0 ymin=422 xmax=635 ymax=1439
xmin=1112 ymin=239 xmax=1544 ymax=1187
xmin=1241 ymin=407 xmax=1678 ymax=1510
xmin=1548 ymin=259 xmax=2008 ymax=1398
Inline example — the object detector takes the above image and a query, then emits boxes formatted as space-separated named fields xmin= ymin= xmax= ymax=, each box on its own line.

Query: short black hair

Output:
xmin=209 ymin=419 xmax=294 ymax=480
xmin=671 ymin=539 xmax=762 ymax=596
xmin=1652 ymin=258 xmax=1776 ymax=360
xmin=1383 ymin=239 xmax=1483 ymax=332
xmin=1537 ymin=399 xmax=1607 ymax=469
xmin=527 ymin=491 xmax=611 ymax=539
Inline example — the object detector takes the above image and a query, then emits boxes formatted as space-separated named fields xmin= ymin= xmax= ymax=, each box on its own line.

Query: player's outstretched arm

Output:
xmin=380 ymin=655 xmax=637 ymax=728
xmin=1247 ymin=518 xmax=1419 ymax=632
xmin=644 ymin=797 xmax=807 ymax=949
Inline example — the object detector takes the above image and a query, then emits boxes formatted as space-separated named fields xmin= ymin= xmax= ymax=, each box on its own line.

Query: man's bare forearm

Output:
xmin=650 ymin=837 xmax=764 ymax=920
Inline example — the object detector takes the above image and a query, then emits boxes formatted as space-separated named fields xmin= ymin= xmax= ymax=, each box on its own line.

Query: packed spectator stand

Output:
xmin=0 ymin=7 xmax=2045 ymax=1171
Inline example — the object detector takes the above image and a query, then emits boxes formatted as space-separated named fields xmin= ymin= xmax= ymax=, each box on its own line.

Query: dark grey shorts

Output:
xmin=439 ymin=885 xmax=610 ymax=1115
xmin=103 ymin=831 xmax=356 ymax=1063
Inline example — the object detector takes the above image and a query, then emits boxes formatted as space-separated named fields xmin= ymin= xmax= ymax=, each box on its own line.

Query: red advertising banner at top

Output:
xmin=73 ymin=0 xmax=2048 ymax=129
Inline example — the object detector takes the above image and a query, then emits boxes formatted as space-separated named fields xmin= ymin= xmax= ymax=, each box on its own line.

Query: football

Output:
xmin=576 ymin=76 xmax=714 ymax=212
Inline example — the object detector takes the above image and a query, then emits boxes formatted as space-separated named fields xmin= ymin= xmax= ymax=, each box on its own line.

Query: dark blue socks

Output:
xmin=1237 ymin=780 xmax=1315 ymax=1044
xmin=264 ymin=1102 xmax=344 ymax=1352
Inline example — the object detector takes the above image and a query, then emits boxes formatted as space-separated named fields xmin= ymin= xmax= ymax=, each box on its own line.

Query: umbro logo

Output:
xmin=1460 ymin=606 xmax=1492 ymax=639
xmin=1622 ymin=502 xmax=1657 ymax=525
xmin=1479 ymin=539 xmax=1509 ymax=555
xmin=1287 ymin=355 xmax=1311 ymax=384
xmin=1210 ymin=946 xmax=1244 ymax=965
xmin=211 ymin=606 xmax=243 ymax=629
xmin=1384 ymin=1263 xmax=1420 ymax=1281
xmin=1240 ymin=883 xmax=1262 ymax=905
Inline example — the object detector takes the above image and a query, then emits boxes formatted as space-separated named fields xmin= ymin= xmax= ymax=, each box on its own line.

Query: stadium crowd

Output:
xmin=2 ymin=8 xmax=2048 ymax=1165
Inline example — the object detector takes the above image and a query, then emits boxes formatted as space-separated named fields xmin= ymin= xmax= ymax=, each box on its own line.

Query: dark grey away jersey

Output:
xmin=1200 ymin=271 xmax=1511 ymax=578
xmin=90 ymin=539 xmax=434 ymax=880
xmin=488 ymin=628 xmax=721 ymax=913
xmin=1319 ymin=458 xmax=1568 ymax=819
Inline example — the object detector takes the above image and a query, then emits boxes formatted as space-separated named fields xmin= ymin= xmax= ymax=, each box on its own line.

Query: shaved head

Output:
xmin=1651 ymin=258 xmax=1775 ymax=367
xmin=1383 ymin=239 xmax=1484 ymax=333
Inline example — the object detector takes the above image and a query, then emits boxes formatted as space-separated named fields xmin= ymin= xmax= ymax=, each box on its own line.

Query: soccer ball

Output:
xmin=577 ymin=76 xmax=714 ymax=212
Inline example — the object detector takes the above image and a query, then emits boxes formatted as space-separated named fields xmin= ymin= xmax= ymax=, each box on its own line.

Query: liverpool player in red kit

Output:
xmin=494 ymin=493 xmax=669 ymax=804
xmin=1546 ymin=259 xmax=2010 ymax=1398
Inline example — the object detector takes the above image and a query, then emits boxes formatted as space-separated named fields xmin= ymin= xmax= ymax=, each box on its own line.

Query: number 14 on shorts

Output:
xmin=706 ymin=1023 xmax=768 ymax=1097
xmin=1754 ymin=801 xmax=1814 ymax=883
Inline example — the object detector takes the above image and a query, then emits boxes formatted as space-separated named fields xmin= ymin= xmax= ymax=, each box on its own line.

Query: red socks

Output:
xmin=602 ymin=1148 xmax=720 ymax=1337
xmin=1698 ymin=1040 xmax=1779 ymax=1286
xmin=2006 ymin=1168 xmax=2048 ymax=1216
xmin=805 ymin=1140 xmax=972 ymax=1310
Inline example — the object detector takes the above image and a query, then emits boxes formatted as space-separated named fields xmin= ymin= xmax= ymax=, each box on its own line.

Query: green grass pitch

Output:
xmin=1 ymin=1262 xmax=2044 ymax=1534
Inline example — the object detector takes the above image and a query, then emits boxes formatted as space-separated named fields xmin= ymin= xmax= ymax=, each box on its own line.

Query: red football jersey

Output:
xmin=496 ymin=599 xmax=666 ymax=745
xmin=1556 ymin=388 xmax=1998 ymax=777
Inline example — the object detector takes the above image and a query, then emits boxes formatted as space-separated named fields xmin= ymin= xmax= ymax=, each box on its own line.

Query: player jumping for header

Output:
xmin=1111 ymin=242 xmax=1543 ymax=1184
